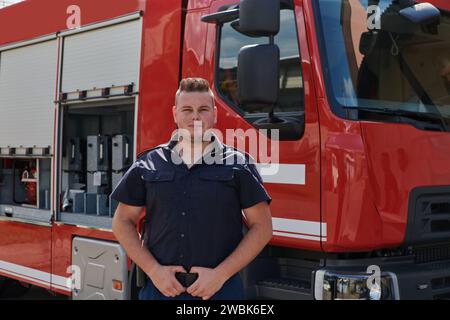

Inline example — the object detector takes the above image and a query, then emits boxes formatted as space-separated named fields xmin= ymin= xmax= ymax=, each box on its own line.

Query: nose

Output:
xmin=192 ymin=111 xmax=201 ymax=121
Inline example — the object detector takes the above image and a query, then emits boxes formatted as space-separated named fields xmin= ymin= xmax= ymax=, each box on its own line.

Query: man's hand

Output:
xmin=148 ymin=265 xmax=187 ymax=298
xmin=186 ymin=267 xmax=227 ymax=300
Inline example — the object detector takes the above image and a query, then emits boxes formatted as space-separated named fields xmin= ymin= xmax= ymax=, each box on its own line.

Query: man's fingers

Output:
xmin=189 ymin=267 xmax=200 ymax=274
xmin=186 ymin=279 xmax=200 ymax=294
xmin=188 ymin=284 xmax=200 ymax=296
xmin=191 ymin=285 xmax=205 ymax=298
xmin=172 ymin=266 xmax=187 ymax=273
xmin=168 ymin=287 xmax=179 ymax=297
xmin=173 ymin=280 xmax=186 ymax=293
xmin=163 ymin=291 xmax=174 ymax=298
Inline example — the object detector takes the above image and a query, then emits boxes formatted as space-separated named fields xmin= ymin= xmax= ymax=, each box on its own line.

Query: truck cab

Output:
xmin=198 ymin=0 xmax=450 ymax=299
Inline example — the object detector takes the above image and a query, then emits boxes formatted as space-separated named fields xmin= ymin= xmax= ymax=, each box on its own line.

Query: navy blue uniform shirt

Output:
xmin=111 ymin=135 xmax=271 ymax=270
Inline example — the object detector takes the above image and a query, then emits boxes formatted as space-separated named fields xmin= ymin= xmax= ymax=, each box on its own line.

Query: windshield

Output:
xmin=313 ymin=0 xmax=450 ymax=122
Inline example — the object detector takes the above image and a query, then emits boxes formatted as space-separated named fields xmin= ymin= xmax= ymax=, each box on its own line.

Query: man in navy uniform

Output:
xmin=112 ymin=78 xmax=272 ymax=300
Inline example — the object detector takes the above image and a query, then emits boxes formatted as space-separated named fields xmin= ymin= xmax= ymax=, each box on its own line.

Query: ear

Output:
xmin=172 ymin=105 xmax=177 ymax=124
xmin=214 ymin=106 xmax=218 ymax=125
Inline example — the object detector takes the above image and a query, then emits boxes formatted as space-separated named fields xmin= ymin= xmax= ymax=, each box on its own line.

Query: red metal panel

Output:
xmin=0 ymin=221 xmax=52 ymax=289
xmin=137 ymin=0 xmax=183 ymax=153
xmin=0 ymin=0 xmax=144 ymax=47
xmin=361 ymin=123 xmax=450 ymax=245
xmin=302 ymin=0 xmax=411 ymax=252
xmin=303 ymin=0 xmax=450 ymax=252
xmin=187 ymin=0 xmax=213 ymax=10
xmin=417 ymin=0 xmax=448 ymax=7
xmin=182 ymin=9 xmax=209 ymax=79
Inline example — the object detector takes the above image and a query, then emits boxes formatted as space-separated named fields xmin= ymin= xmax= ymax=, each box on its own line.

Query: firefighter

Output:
xmin=111 ymin=78 xmax=272 ymax=300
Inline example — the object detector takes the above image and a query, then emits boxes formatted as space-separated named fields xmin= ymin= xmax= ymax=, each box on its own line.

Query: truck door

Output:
xmin=192 ymin=0 xmax=324 ymax=250
xmin=0 ymin=38 xmax=56 ymax=289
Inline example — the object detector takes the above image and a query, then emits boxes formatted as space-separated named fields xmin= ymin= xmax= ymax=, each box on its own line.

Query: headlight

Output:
xmin=314 ymin=270 xmax=400 ymax=300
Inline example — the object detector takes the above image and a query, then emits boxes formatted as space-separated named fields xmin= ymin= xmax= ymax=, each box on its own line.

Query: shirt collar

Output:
xmin=165 ymin=130 xmax=224 ymax=152
xmin=164 ymin=130 xmax=225 ymax=166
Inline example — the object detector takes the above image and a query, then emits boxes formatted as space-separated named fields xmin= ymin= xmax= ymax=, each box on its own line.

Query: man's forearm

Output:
xmin=112 ymin=217 xmax=159 ymax=276
xmin=214 ymin=223 xmax=272 ymax=281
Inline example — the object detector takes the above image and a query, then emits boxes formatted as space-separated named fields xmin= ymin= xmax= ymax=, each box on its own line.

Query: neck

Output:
xmin=178 ymin=138 xmax=209 ymax=150
xmin=176 ymin=139 xmax=211 ymax=165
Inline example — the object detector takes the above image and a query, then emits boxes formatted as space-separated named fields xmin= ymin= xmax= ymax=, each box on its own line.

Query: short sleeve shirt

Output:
xmin=111 ymin=137 xmax=271 ymax=270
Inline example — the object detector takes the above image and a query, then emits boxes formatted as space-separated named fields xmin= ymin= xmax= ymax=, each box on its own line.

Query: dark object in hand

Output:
xmin=175 ymin=272 xmax=199 ymax=288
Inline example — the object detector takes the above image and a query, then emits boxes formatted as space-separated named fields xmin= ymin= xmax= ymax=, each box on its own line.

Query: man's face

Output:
xmin=173 ymin=91 xmax=217 ymax=140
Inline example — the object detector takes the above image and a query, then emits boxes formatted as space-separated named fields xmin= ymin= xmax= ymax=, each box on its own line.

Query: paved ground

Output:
xmin=0 ymin=279 xmax=67 ymax=300
xmin=16 ymin=286 xmax=66 ymax=300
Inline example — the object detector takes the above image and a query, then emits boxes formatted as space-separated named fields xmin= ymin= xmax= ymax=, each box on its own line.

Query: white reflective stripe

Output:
xmin=256 ymin=164 xmax=306 ymax=185
xmin=0 ymin=260 xmax=50 ymax=283
xmin=0 ymin=268 xmax=49 ymax=287
xmin=52 ymin=283 xmax=72 ymax=292
xmin=52 ymin=274 xmax=72 ymax=290
xmin=272 ymin=217 xmax=327 ymax=237
xmin=273 ymin=231 xmax=326 ymax=242
xmin=0 ymin=260 xmax=71 ymax=292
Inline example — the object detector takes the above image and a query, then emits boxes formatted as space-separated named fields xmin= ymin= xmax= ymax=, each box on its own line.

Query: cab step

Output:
xmin=255 ymin=278 xmax=312 ymax=300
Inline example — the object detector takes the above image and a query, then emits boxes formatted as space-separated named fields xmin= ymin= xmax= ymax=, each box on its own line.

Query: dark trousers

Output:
xmin=138 ymin=273 xmax=245 ymax=300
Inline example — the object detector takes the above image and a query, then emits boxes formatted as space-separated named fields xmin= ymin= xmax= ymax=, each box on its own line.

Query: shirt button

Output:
xmin=180 ymin=234 xmax=185 ymax=238
xmin=179 ymin=254 xmax=184 ymax=259
xmin=181 ymin=212 xmax=186 ymax=216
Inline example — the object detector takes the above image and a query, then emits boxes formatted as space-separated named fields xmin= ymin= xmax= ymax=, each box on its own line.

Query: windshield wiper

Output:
xmin=342 ymin=106 xmax=450 ymax=131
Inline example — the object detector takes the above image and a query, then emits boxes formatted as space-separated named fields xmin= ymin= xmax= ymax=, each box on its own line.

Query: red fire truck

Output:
xmin=0 ymin=0 xmax=449 ymax=300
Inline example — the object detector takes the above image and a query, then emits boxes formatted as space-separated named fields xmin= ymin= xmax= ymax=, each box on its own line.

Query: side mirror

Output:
xmin=399 ymin=2 xmax=440 ymax=25
xmin=239 ymin=0 xmax=280 ymax=37
xmin=237 ymin=44 xmax=280 ymax=105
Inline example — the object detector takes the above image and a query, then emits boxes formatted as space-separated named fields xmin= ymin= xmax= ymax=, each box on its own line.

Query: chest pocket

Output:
xmin=199 ymin=168 xmax=235 ymax=182
xmin=141 ymin=170 xmax=176 ymax=206
xmin=197 ymin=167 xmax=236 ymax=209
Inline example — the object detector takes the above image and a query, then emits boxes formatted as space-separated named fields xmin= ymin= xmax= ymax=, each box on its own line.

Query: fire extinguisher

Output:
xmin=21 ymin=165 xmax=37 ymax=205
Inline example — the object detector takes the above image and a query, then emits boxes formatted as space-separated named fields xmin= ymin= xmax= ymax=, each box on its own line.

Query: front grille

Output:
xmin=415 ymin=244 xmax=450 ymax=264
xmin=431 ymin=276 xmax=450 ymax=290
xmin=405 ymin=186 xmax=450 ymax=245
xmin=431 ymin=220 xmax=450 ymax=233
xmin=430 ymin=202 xmax=450 ymax=215
xmin=434 ymin=292 xmax=450 ymax=300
